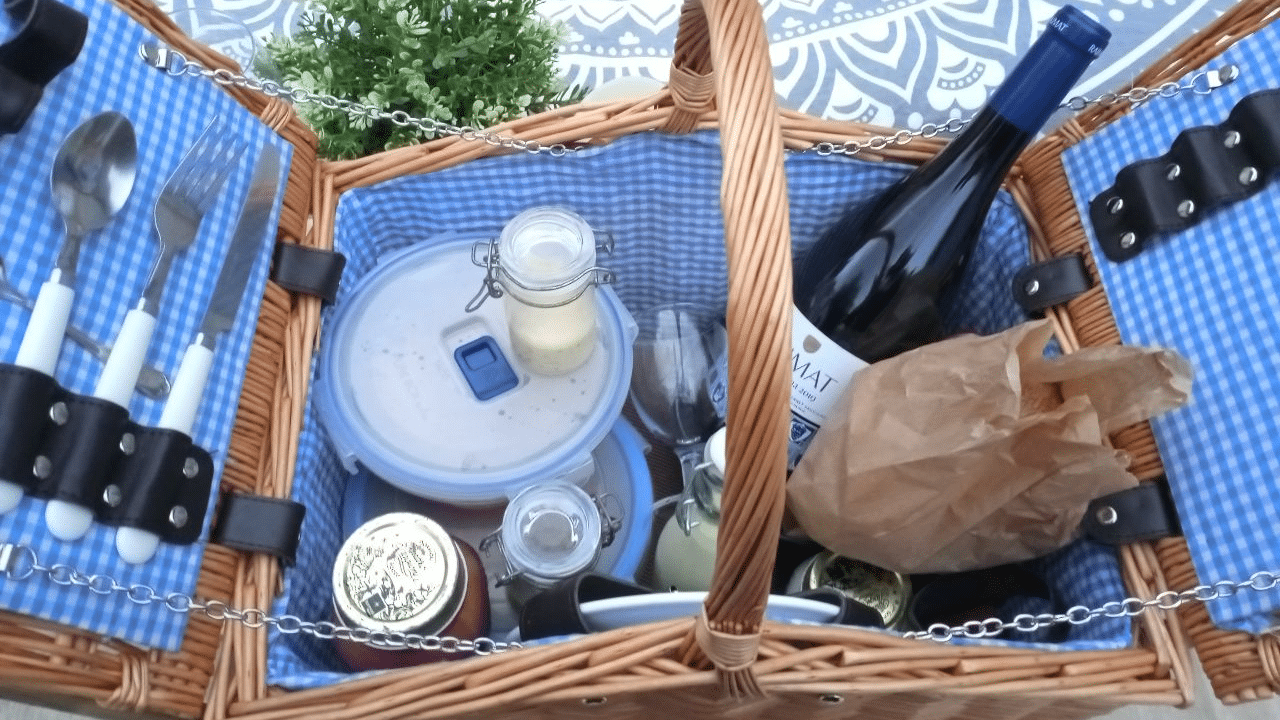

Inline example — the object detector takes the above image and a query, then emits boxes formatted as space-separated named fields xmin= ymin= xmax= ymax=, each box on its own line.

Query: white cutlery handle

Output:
xmin=95 ymin=307 xmax=156 ymax=408
xmin=45 ymin=500 xmax=94 ymax=541
xmin=115 ymin=526 xmax=161 ymax=565
xmin=158 ymin=341 xmax=212 ymax=433
xmin=0 ymin=481 xmax=24 ymax=513
xmin=14 ymin=280 xmax=74 ymax=376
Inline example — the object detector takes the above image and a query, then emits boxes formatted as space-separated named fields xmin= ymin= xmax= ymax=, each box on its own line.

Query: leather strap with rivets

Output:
xmin=1089 ymin=88 xmax=1280 ymax=262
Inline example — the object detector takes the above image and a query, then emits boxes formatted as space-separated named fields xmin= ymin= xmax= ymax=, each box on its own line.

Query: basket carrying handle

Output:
xmin=666 ymin=0 xmax=794 ymax=698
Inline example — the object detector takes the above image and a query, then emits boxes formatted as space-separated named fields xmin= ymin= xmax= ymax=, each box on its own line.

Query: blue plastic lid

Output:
xmin=315 ymin=235 xmax=636 ymax=506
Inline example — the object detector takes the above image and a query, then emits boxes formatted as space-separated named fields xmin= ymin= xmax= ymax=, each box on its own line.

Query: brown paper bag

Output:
xmin=786 ymin=320 xmax=1192 ymax=574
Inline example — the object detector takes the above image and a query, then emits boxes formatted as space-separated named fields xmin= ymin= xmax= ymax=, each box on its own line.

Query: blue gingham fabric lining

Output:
xmin=0 ymin=0 xmax=291 ymax=650
xmin=1060 ymin=22 xmax=1280 ymax=635
xmin=266 ymin=129 xmax=1131 ymax=690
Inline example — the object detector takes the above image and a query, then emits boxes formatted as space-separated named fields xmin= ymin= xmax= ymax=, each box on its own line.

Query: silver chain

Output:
xmin=138 ymin=41 xmax=1240 ymax=159
xmin=0 ymin=544 xmax=521 ymax=655
xmin=3 ymin=542 xmax=1276 ymax=647
xmin=811 ymin=64 xmax=1241 ymax=157
xmin=905 ymin=569 xmax=1280 ymax=642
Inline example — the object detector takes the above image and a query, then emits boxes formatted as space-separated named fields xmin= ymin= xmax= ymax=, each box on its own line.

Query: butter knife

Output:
xmin=116 ymin=144 xmax=287 ymax=564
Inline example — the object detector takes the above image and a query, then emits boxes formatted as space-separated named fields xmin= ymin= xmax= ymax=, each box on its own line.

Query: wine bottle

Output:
xmin=787 ymin=5 xmax=1110 ymax=466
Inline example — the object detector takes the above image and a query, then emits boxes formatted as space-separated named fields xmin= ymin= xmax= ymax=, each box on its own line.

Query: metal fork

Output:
xmin=43 ymin=116 xmax=245 ymax=543
xmin=93 ymin=115 xmax=246 ymax=408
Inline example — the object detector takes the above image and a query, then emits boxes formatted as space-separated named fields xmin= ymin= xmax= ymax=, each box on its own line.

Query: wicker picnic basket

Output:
xmin=3 ymin=0 xmax=1278 ymax=718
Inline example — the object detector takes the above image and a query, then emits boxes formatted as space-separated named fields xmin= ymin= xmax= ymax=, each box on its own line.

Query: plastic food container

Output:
xmin=315 ymin=234 xmax=636 ymax=506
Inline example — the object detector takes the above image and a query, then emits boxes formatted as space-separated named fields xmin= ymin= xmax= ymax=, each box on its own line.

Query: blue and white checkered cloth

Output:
xmin=0 ymin=0 xmax=290 ymax=650
xmin=267 ymin=129 xmax=1131 ymax=689
xmin=1061 ymin=22 xmax=1280 ymax=634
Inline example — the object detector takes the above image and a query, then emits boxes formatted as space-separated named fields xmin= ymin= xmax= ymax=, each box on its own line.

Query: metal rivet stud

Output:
xmin=1119 ymin=232 xmax=1137 ymax=249
xmin=1024 ymin=279 xmax=1040 ymax=296
xmin=819 ymin=695 xmax=845 ymax=705
xmin=1177 ymin=200 xmax=1196 ymax=218
xmin=182 ymin=457 xmax=199 ymax=479
xmin=1165 ymin=163 xmax=1182 ymax=181
xmin=48 ymin=402 xmax=69 ymax=425
xmin=581 ymin=697 xmax=607 ymax=707
xmin=1224 ymin=130 xmax=1242 ymax=149
xmin=169 ymin=506 xmax=189 ymax=528
xmin=1107 ymin=197 xmax=1124 ymax=214
xmin=1218 ymin=64 xmax=1240 ymax=84
xmin=32 ymin=456 xmax=52 ymax=479
xmin=1240 ymin=167 xmax=1259 ymax=186
xmin=103 ymin=485 xmax=122 ymax=508
xmin=1096 ymin=505 xmax=1119 ymax=526
xmin=119 ymin=433 xmax=136 ymax=455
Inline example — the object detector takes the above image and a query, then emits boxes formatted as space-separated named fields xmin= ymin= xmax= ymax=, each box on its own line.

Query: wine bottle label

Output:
xmin=789 ymin=306 xmax=868 ymax=468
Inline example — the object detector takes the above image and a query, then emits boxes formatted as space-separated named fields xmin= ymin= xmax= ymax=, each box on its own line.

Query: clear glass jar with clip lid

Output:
xmin=473 ymin=206 xmax=614 ymax=376
xmin=482 ymin=480 xmax=622 ymax=609
xmin=652 ymin=426 xmax=726 ymax=591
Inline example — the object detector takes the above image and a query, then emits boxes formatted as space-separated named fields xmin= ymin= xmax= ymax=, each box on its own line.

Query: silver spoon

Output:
xmin=0 ymin=112 xmax=138 ymax=514
xmin=0 ymin=257 xmax=170 ymax=399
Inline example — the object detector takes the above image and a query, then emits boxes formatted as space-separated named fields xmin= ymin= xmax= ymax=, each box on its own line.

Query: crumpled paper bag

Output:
xmin=786 ymin=319 xmax=1192 ymax=574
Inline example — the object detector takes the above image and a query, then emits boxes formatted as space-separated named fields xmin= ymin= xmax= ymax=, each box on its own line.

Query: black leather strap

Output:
xmin=1090 ymin=89 xmax=1280 ymax=262
xmin=1082 ymin=481 xmax=1181 ymax=545
xmin=211 ymin=492 xmax=306 ymax=565
xmin=0 ymin=364 xmax=62 ymax=492
xmin=1013 ymin=255 xmax=1093 ymax=313
xmin=0 ymin=0 xmax=88 ymax=135
xmin=271 ymin=242 xmax=346 ymax=303
xmin=99 ymin=427 xmax=214 ymax=545
xmin=31 ymin=393 xmax=128 ymax=506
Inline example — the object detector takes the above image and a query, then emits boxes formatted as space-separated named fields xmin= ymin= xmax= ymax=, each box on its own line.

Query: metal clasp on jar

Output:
xmin=479 ymin=491 xmax=621 ymax=587
xmin=465 ymin=234 xmax=616 ymax=313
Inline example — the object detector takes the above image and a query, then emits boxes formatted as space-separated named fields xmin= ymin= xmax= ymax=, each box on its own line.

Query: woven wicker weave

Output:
xmin=3 ymin=0 xmax=1277 ymax=718
xmin=1019 ymin=1 xmax=1280 ymax=706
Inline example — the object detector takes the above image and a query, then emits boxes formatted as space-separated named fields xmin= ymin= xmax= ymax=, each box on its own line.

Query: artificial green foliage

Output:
xmin=264 ymin=0 xmax=585 ymax=159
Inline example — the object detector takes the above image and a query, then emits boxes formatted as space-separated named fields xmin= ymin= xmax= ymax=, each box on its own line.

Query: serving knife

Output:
xmin=115 ymin=144 xmax=287 ymax=564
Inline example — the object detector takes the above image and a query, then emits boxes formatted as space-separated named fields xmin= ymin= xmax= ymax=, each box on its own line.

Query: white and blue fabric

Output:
xmin=0 ymin=0 xmax=290 ymax=650
xmin=267 ymin=130 xmax=1130 ymax=690
xmin=1061 ymin=22 xmax=1280 ymax=634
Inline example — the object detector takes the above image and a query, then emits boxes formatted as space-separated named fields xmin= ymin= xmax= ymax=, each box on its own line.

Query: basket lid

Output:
xmin=315 ymin=234 xmax=635 ymax=506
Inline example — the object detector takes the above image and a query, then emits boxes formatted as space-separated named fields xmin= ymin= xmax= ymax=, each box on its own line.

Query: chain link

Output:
xmin=0 ymin=544 xmax=520 ymax=655
xmin=138 ymin=41 xmax=1240 ymax=160
xmin=904 ymin=569 xmax=1280 ymax=642
xmin=2 ymin=543 xmax=1277 ymax=648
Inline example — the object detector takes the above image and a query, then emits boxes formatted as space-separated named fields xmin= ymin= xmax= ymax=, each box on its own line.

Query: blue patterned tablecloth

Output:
xmin=160 ymin=0 xmax=1236 ymax=129
xmin=0 ymin=0 xmax=290 ymax=650
xmin=1061 ymin=22 xmax=1280 ymax=634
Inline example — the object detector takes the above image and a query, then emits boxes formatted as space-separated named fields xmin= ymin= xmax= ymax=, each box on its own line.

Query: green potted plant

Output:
xmin=265 ymin=0 xmax=586 ymax=159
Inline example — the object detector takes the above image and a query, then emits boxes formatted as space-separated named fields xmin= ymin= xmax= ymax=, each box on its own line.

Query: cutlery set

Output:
xmin=0 ymin=110 xmax=281 ymax=563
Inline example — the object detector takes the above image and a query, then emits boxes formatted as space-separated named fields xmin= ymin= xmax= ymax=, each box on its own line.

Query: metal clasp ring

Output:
xmin=465 ymin=233 xmax=616 ymax=313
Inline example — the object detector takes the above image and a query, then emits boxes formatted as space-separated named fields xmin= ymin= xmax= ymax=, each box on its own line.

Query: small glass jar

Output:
xmin=331 ymin=513 xmax=490 ymax=671
xmin=786 ymin=551 xmax=911 ymax=629
xmin=652 ymin=426 xmax=726 ymax=591
xmin=485 ymin=481 xmax=614 ymax=609
xmin=497 ymin=206 xmax=601 ymax=375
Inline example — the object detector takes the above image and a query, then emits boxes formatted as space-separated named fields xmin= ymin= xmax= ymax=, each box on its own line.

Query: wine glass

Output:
xmin=628 ymin=303 xmax=728 ymax=493
xmin=168 ymin=8 xmax=265 ymax=77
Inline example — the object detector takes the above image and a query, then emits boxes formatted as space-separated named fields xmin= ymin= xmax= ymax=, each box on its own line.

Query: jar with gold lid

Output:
xmin=331 ymin=512 xmax=490 ymax=671
xmin=786 ymin=551 xmax=910 ymax=629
